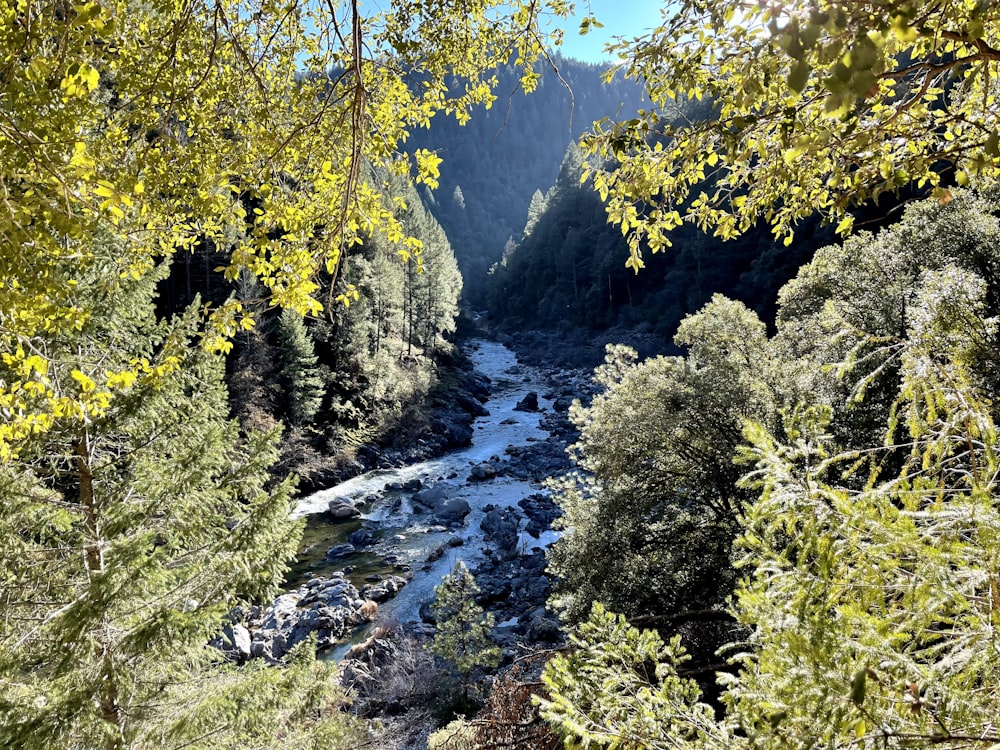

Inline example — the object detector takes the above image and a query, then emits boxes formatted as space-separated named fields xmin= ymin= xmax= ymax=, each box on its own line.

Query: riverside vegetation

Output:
xmin=6 ymin=1 xmax=1000 ymax=750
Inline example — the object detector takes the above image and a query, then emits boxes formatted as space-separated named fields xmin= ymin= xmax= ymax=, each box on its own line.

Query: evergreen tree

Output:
xmin=275 ymin=308 xmax=325 ymax=427
xmin=431 ymin=561 xmax=501 ymax=700
xmin=540 ymin=188 xmax=1000 ymax=750
xmin=549 ymin=296 xmax=780 ymax=631
xmin=0 ymin=235 xmax=360 ymax=749
xmin=522 ymin=189 xmax=548 ymax=238
xmin=452 ymin=185 xmax=467 ymax=211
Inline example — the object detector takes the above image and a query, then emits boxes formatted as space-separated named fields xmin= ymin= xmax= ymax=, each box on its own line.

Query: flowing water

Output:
xmin=289 ymin=339 xmax=559 ymax=635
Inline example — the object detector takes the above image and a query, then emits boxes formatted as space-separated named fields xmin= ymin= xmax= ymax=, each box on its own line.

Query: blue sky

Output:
xmin=550 ymin=1 xmax=667 ymax=63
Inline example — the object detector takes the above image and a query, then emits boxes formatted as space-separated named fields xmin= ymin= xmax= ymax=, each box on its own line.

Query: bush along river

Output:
xmin=211 ymin=339 xmax=592 ymax=669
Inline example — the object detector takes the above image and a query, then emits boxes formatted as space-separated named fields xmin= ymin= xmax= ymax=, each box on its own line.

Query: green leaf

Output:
xmin=788 ymin=60 xmax=811 ymax=94
xmin=850 ymin=668 xmax=867 ymax=705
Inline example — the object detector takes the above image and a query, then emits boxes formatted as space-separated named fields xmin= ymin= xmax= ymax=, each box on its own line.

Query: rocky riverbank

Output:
xmin=296 ymin=347 xmax=494 ymax=495
xmin=220 ymin=338 xmax=598 ymax=747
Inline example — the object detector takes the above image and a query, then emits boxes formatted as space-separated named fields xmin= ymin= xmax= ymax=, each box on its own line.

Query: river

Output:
xmin=288 ymin=339 xmax=561 ymax=632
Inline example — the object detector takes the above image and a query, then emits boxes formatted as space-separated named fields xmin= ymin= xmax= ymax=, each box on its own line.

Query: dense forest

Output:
xmin=485 ymin=140 xmax=825 ymax=339
xmin=6 ymin=1 xmax=1000 ymax=750
xmin=407 ymin=58 xmax=646 ymax=305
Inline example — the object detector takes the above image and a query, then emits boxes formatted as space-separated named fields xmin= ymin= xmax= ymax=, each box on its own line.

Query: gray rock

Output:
xmin=455 ymin=391 xmax=489 ymax=417
xmin=481 ymin=507 xmax=520 ymax=557
xmin=514 ymin=391 xmax=539 ymax=412
xmin=527 ymin=612 xmax=562 ymax=643
xmin=348 ymin=529 xmax=375 ymax=547
xmin=434 ymin=497 xmax=471 ymax=523
xmin=231 ymin=623 xmax=251 ymax=657
xmin=360 ymin=575 xmax=407 ymax=602
xmin=469 ymin=462 xmax=497 ymax=481
xmin=231 ymin=574 xmax=376 ymax=661
xmin=553 ymin=395 xmax=576 ymax=412
xmin=412 ymin=485 xmax=448 ymax=508
xmin=326 ymin=498 xmax=361 ymax=519
xmin=325 ymin=543 xmax=356 ymax=559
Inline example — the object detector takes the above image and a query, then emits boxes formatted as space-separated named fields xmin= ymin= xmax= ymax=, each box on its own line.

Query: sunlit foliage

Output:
xmin=585 ymin=1 xmax=1000 ymax=270
xmin=0 ymin=0 xmax=568 ymax=458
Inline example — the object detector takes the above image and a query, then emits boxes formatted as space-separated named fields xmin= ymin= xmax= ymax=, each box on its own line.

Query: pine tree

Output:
xmin=431 ymin=561 xmax=501 ymax=700
xmin=0 ymin=234 xmax=360 ymax=749
xmin=276 ymin=308 xmax=325 ymax=427
xmin=452 ymin=185 xmax=467 ymax=211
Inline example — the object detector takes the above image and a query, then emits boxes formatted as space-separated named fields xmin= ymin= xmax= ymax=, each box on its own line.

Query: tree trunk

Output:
xmin=75 ymin=430 xmax=125 ymax=750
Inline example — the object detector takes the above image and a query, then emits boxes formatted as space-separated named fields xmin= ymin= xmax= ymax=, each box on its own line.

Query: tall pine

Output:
xmin=0 ymin=233 xmax=361 ymax=749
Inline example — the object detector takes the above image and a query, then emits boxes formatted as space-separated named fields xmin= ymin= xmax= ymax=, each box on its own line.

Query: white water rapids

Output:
xmin=291 ymin=339 xmax=561 ymax=630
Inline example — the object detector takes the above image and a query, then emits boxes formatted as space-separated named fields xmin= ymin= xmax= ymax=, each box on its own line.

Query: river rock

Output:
xmin=481 ymin=506 xmax=520 ymax=558
xmin=348 ymin=529 xmax=375 ymax=547
xmin=360 ymin=575 xmax=408 ymax=602
xmin=527 ymin=609 xmax=562 ymax=644
xmin=469 ymin=372 xmax=491 ymax=402
xmin=412 ymin=485 xmax=448 ymax=508
xmin=503 ymin=441 xmax=571 ymax=481
xmin=519 ymin=492 xmax=562 ymax=537
xmin=402 ymin=478 xmax=423 ymax=492
xmin=455 ymin=390 xmax=489 ymax=417
xmin=326 ymin=497 xmax=361 ymax=519
xmin=231 ymin=623 xmax=252 ymax=658
xmin=553 ymin=395 xmax=575 ymax=412
xmin=434 ymin=497 xmax=471 ymax=523
xmin=418 ymin=599 xmax=436 ymax=624
xmin=468 ymin=462 xmax=497 ymax=481
xmin=224 ymin=573 xmax=377 ymax=661
xmin=513 ymin=391 xmax=539 ymax=412
xmin=325 ymin=543 xmax=356 ymax=559
xmin=431 ymin=415 xmax=474 ymax=448
xmin=212 ymin=622 xmax=253 ymax=662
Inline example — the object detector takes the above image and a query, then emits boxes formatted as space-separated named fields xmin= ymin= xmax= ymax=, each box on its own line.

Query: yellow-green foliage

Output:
xmin=428 ymin=719 xmax=478 ymax=750
xmin=0 ymin=0 xmax=567 ymax=459
xmin=583 ymin=1 xmax=1000 ymax=270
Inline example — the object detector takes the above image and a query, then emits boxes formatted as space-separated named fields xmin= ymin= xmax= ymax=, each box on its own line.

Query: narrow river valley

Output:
xmin=282 ymin=339 xmax=570 ymax=652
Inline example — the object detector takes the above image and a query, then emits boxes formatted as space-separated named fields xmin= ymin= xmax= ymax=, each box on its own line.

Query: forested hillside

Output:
xmin=464 ymin=0 xmax=1000 ymax=748
xmin=485 ymin=141 xmax=825 ymax=340
xmin=8 ymin=1 xmax=1000 ymax=749
xmin=535 ymin=186 xmax=1000 ymax=750
xmin=224 ymin=175 xmax=465 ymax=487
xmin=407 ymin=57 xmax=646 ymax=305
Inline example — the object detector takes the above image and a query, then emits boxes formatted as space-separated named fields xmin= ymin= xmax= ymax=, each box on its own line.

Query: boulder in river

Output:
xmin=326 ymin=497 xmax=361 ymax=520
xmin=455 ymin=390 xmax=489 ymax=417
xmin=360 ymin=575 xmax=408 ymax=602
xmin=434 ymin=497 xmax=471 ymax=524
xmin=514 ymin=391 xmax=539 ymax=412
xmin=481 ymin=506 xmax=520 ymax=558
xmin=221 ymin=573 xmax=375 ymax=661
xmin=325 ymin=543 xmax=356 ymax=559
xmin=553 ymin=395 xmax=576 ymax=412
xmin=468 ymin=462 xmax=497 ymax=481
xmin=412 ymin=485 xmax=448 ymax=508
xmin=348 ymin=529 xmax=375 ymax=547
